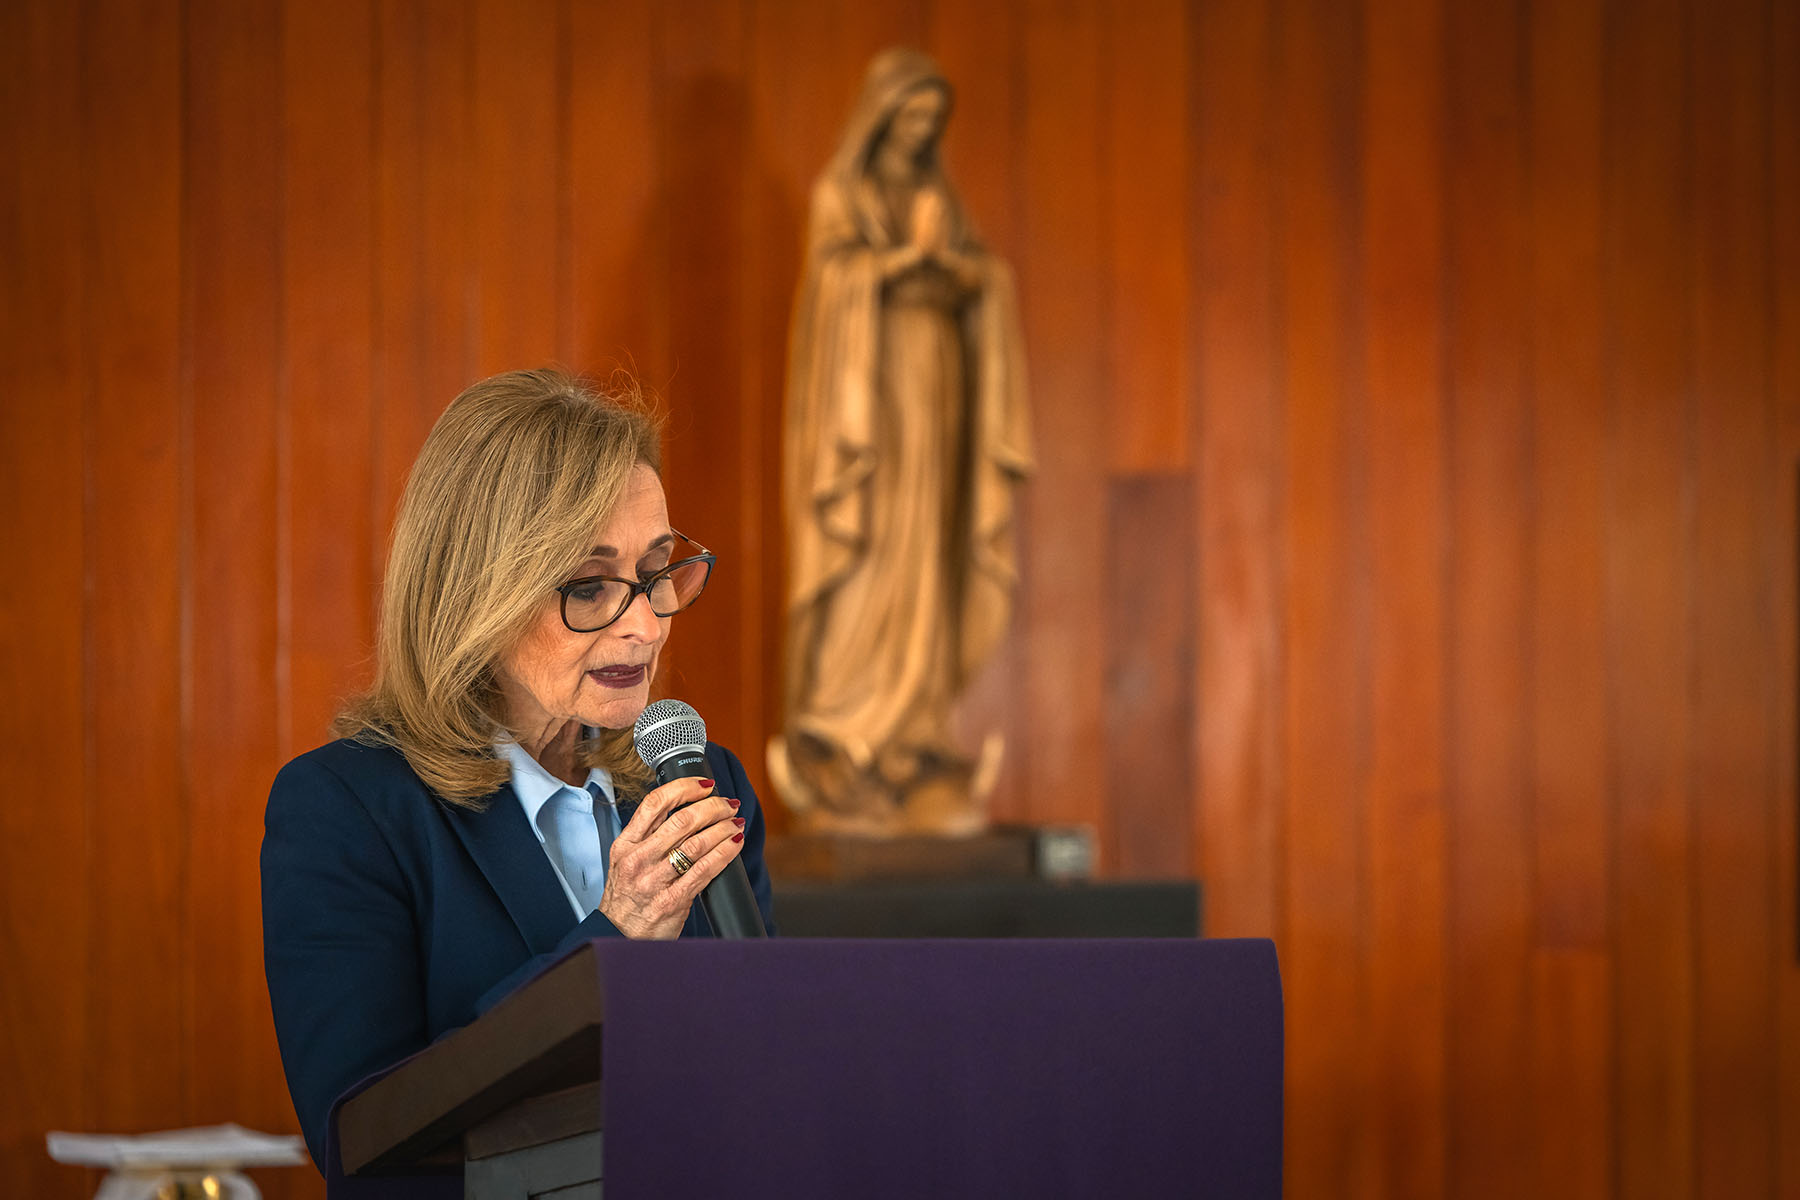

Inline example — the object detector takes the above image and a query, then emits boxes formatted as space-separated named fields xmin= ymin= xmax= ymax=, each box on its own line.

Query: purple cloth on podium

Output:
xmin=599 ymin=938 xmax=1282 ymax=1198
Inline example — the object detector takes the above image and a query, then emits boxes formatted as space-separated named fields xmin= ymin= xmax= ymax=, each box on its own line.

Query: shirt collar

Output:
xmin=496 ymin=738 xmax=616 ymax=837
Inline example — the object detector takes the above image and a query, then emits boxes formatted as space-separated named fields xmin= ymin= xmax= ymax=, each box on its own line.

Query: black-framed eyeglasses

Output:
xmin=554 ymin=531 xmax=716 ymax=633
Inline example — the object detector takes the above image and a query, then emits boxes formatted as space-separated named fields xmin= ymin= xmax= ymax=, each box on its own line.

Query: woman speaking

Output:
xmin=261 ymin=369 xmax=775 ymax=1170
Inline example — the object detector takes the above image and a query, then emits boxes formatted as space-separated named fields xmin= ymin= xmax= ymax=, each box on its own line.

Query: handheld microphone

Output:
xmin=632 ymin=699 xmax=768 ymax=939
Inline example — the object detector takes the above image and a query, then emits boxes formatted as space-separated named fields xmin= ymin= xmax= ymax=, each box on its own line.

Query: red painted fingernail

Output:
xmin=698 ymin=778 xmax=714 ymax=788
xmin=727 ymin=797 xmax=741 ymax=809
xmin=731 ymin=832 xmax=744 ymax=843
xmin=733 ymin=817 xmax=746 ymax=829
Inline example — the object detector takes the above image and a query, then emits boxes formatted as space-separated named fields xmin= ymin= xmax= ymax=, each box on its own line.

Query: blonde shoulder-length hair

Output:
xmin=336 ymin=368 xmax=663 ymax=806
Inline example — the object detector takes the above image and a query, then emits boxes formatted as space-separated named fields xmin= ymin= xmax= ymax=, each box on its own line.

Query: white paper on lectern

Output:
xmin=46 ymin=1124 xmax=306 ymax=1168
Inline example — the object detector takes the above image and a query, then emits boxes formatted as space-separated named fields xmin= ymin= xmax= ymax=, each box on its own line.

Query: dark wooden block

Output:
xmin=765 ymin=829 xmax=1034 ymax=882
xmin=463 ymin=1131 xmax=602 ymax=1200
xmin=770 ymin=878 xmax=1201 ymax=939
xmin=466 ymin=1082 xmax=603 ymax=1163
xmin=764 ymin=824 xmax=1097 ymax=883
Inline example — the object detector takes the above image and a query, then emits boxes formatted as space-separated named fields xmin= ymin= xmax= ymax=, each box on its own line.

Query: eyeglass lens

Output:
xmin=562 ymin=556 xmax=711 ymax=632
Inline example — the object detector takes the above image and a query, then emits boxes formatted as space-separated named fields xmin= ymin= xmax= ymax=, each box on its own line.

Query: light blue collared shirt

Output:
xmin=497 ymin=739 xmax=621 ymax=920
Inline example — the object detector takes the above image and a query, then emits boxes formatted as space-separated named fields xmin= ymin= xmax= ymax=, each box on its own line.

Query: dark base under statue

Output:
xmin=765 ymin=825 xmax=1201 ymax=939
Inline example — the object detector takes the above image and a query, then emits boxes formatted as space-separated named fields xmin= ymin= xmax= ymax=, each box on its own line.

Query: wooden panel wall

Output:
xmin=1 ymin=1 xmax=1795 ymax=1197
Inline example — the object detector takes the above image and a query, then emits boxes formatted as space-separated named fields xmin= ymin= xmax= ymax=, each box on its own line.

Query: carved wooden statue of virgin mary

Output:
xmin=770 ymin=48 xmax=1033 ymax=836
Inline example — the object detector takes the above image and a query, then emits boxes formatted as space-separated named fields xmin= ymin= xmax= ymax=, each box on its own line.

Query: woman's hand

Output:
xmin=598 ymin=776 xmax=746 ymax=939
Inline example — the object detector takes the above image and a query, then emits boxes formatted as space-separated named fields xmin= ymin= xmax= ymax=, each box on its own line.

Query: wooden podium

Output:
xmin=330 ymin=939 xmax=1283 ymax=1199
xmin=329 ymin=943 xmax=607 ymax=1199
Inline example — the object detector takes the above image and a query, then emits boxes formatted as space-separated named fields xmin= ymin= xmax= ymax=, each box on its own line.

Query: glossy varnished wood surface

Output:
xmin=1 ymin=3 xmax=1796 ymax=1197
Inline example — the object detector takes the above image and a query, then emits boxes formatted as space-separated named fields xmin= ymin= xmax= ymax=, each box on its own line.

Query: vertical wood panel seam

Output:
xmin=1678 ymin=0 xmax=1702 ymax=1184
xmin=1096 ymin=0 xmax=1118 ymax=867
xmin=1182 ymin=0 xmax=1204 ymax=886
xmin=461 ymin=0 xmax=477 ymax=382
xmin=1517 ymin=0 xmax=1546 ymax=962
xmin=367 ymin=0 xmax=384 ymax=605
xmin=1760 ymin=0 xmax=1786 ymax=1184
xmin=1013 ymin=0 xmax=1033 ymax=379
xmin=1179 ymin=0 xmax=1198 ymax=879
xmin=743 ymin=0 xmax=760 ymax=745
xmin=1431 ymin=6 xmax=1454 ymax=1184
xmin=1596 ymin=0 xmax=1625 ymax=1174
xmin=1335 ymin=5 xmax=1379 ymax=1175
xmin=732 ymin=0 xmax=759 ymax=762
xmin=1008 ymin=0 xmax=1028 ymax=828
xmin=1598 ymin=1 xmax=1624 ymax=1189
xmin=1513 ymin=4 xmax=1550 ymax=1181
xmin=1268 ymin=0 xmax=1292 ymax=968
xmin=1762 ymin=4 xmax=1786 ymax=1184
xmin=275 ymin=4 xmax=292 ymax=762
xmin=420 ymin=0 xmax=435 ymax=437
xmin=1003 ymin=0 xmax=1031 ymax=820
xmin=555 ymin=0 xmax=573 ymax=363
xmin=1435 ymin=0 xmax=1460 ymax=1171
xmin=1347 ymin=3 xmax=1376 ymax=1137
xmin=414 ymin=0 xmax=433 ymax=441
xmin=1510 ymin=40 xmax=1551 ymax=1189
xmin=75 ymin=0 xmax=98 ymax=1136
xmin=175 ymin=0 xmax=197 ymax=1123
xmin=647 ymin=0 xmax=669 ymax=391
xmin=729 ymin=0 xmax=753 ymax=709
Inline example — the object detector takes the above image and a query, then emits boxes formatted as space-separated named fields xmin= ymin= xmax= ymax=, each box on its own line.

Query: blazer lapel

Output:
xmin=442 ymin=784 xmax=578 ymax=955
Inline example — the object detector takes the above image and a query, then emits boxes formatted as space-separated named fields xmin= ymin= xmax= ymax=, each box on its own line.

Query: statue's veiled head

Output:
xmin=835 ymin=47 xmax=956 ymax=175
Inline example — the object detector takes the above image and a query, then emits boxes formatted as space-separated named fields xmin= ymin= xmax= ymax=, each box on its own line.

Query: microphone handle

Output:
xmin=656 ymin=748 xmax=768 ymax=939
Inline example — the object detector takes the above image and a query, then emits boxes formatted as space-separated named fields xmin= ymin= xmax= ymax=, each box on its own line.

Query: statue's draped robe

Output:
xmin=780 ymin=49 xmax=1032 ymax=821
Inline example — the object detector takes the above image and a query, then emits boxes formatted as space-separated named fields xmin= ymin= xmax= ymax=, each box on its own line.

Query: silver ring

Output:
xmin=668 ymin=847 xmax=695 ymax=877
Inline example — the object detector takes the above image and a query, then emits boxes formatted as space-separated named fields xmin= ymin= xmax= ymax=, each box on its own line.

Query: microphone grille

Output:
xmin=632 ymin=699 xmax=708 ymax=769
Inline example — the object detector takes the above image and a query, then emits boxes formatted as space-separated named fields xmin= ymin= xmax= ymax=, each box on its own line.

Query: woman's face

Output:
xmin=884 ymin=86 xmax=947 ymax=158
xmin=497 ymin=463 xmax=673 ymax=740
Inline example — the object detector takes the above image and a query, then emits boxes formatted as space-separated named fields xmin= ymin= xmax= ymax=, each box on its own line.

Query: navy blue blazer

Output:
xmin=261 ymin=736 xmax=776 ymax=1169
